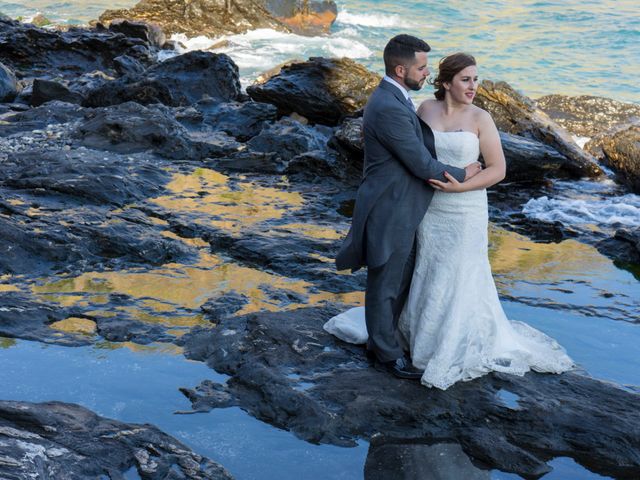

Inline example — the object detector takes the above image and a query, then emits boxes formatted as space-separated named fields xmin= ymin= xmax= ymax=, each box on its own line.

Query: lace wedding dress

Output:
xmin=325 ymin=130 xmax=574 ymax=389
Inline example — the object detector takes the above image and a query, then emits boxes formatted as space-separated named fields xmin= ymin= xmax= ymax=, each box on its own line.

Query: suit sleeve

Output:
xmin=373 ymin=104 xmax=467 ymax=182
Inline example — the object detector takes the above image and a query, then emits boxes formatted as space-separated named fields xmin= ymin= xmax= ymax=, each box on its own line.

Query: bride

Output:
xmin=326 ymin=53 xmax=574 ymax=390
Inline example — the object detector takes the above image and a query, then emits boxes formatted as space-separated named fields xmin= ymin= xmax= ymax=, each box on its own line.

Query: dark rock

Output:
xmin=96 ymin=317 xmax=168 ymax=343
xmin=536 ymin=94 xmax=640 ymax=138
xmin=287 ymin=149 xmax=354 ymax=180
xmin=0 ymin=292 xmax=90 ymax=346
xmin=0 ymin=61 xmax=18 ymax=101
xmin=594 ymin=123 xmax=640 ymax=193
xmin=145 ymin=51 xmax=241 ymax=105
xmin=499 ymin=131 xmax=577 ymax=182
xmin=30 ymin=78 xmax=84 ymax=106
xmin=0 ymin=148 xmax=195 ymax=275
xmin=0 ymin=400 xmax=233 ymax=479
xmin=85 ymin=51 xmax=241 ymax=108
xmin=180 ymin=306 xmax=640 ymax=479
xmin=83 ymin=77 xmax=174 ymax=107
xmin=0 ymin=101 xmax=87 ymax=136
xmin=213 ymin=151 xmax=288 ymax=174
xmin=247 ymin=57 xmax=380 ymax=126
xmin=365 ymin=440 xmax=494 ymax=479
xmin=201 ymin=291 xmax=250 ymax=321
xmin=99 ymin=0 xmax=290 ymax=38
xmin=108 ymin=19 xmax=166 ymax=48
xmin=72 ymin=102 xmax=197 ymax=159
xmin=0 ymin=16 xmax=154 ymax=80
xmin=1 ymin=148 xmax=170 ymax=206
xmin=194 ymin=99 xmax=278 ymax=141
xmin=247 ymin=117 xmax=331 ymax=160
xmin=113 ymin=54 xmax=146 ymax=76
xmin=330 ymin=116 xmax=363 ymax=159
xmin=596 ymin=228 xmax=640 ymax=265
xmin=474 ymin=80 xmax=603 ymax=178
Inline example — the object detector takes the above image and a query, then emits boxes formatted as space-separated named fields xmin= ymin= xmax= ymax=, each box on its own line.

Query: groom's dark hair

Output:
xmin=383 ymin=34 xmax=431 ymax=76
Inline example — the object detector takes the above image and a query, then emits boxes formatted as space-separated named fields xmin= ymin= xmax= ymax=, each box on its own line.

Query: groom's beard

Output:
xmin=403 ymin=75 xmax=425 ymax=91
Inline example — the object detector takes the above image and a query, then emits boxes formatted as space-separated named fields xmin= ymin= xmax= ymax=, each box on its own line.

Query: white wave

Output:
xmin=160 ymin=28 xmax=374 ymax=84
xmin=336 ymin=9 xmax=404 ymax=28
xmin=523 ymin=194 xmax=640 ymax=228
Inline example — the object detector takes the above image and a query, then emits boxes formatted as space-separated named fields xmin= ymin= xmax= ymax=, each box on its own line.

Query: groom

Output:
xmin=336 ymin=34 xmax=481 ymax=379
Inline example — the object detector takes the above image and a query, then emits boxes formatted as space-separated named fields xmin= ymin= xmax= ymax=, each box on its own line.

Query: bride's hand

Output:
xmin=428 ymin=172 xmax=467 ymax=192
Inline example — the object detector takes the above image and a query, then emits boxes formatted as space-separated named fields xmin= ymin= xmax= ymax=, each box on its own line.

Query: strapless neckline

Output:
xmin=431 ymin=129 xmax=479 ymax=139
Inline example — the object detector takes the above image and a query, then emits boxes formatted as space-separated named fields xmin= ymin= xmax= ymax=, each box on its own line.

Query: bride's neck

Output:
xmin=442 ymin=96 xmax=467 ymax=115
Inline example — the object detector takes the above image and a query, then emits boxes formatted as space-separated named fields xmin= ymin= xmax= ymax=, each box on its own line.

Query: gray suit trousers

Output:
xmin=365 ymin=239 xmax=416 ymax=362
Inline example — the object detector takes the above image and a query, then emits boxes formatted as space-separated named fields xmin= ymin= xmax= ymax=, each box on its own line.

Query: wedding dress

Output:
xmin=325 ymin=130 xmax=574 ymax=389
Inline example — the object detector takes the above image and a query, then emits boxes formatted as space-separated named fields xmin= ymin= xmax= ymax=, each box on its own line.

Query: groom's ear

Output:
xmin=394 ymin=63 xmax=406 ymax=78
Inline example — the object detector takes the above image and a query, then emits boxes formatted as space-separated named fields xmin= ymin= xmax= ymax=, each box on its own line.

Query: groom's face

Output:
xmin=402 ymin=51 xmax=430 ymax=91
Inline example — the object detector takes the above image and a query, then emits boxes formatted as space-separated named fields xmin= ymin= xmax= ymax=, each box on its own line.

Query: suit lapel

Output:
xmin=378 ymin=80 xmax=416 ymax=115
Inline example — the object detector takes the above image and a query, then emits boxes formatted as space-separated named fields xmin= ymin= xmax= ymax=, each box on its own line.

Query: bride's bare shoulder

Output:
xmin=417 ymin=99 xmax=440 ymax=116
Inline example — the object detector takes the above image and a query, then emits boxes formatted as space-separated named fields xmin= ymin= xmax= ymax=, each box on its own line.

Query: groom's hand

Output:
xmin=463 ymin=161 xmax=482 ymax=181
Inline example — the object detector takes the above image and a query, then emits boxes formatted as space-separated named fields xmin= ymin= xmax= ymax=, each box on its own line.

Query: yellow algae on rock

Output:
xmin=50 ymin=317 xmax=97 ymax=335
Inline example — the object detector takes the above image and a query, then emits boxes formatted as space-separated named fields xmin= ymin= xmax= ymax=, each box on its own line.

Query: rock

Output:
xmin=201 ymin=291 xmax=250 ymax=321
xmin=83 ymin=77 xmax=174 ymax=107
xmin=0 ymin=400 xmax=233 ymax=479
xmin=536 ymin=94 xmax=640 ymax=138
xmin=0 ymin=149 xmax=195 ymax=275
xmin=144 ymin=51 xmax=241 ymax=104
xmin=330 ymin=116 xmax=363 ymax=159
xmin=0 ymin=292 xmax=90 ymax=346
xmin=499 ymin=131 xmax=577 ymax=182
xmin=0 ymin=61 xmax=18 ymax=101
xmin=99 ymin=0 xmax=290 ymax=38
xmin=180 ymin=306 xmax=640 ymax=479
xmin=264 ymin=0 xmax=337 ymax=35
xmin=113 ymin=54 xmax=146 ymax=76
xmin=28 ymin=13 xmax=52 ymax=27
xmin=247 ymin=57 xmax=380 ymax=126
xmin=247 ymin=117 xmax=332 ymax=161
xmin=2 ymin=148 xmax=170 ymax=206
xmin=108 ymin=19 xmax=166 ymax=48
xmin=0 ymin=16 xmax=154 ymax=80
xmin=593 ymin=123 xmax=640 ymax=193
xmin=192 ymin=99 xmax=278 ymax=141
xmin=474 ymin=80 xmax=603 ymax=178
xmin=84 ymin=51 xmax=241 ymax=107
xmin=30 ymin=78 xmax=84 ymax=106
xmin=72 ymin=102 xmax=197 ymax=159
xmin=2 ymin=100 xmax=87 ymax=131
xmin=596 ymin=228 xmax=640 ymax=266
xmin=213 ymin=151 xmax=288 ymax=174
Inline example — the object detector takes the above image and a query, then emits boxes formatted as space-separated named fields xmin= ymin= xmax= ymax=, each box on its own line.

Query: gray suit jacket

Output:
xmin=336 ymin=80 xmax=466 ymax=271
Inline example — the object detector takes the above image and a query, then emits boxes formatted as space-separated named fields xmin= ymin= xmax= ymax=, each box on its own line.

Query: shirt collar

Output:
xmin=383 ymin=75 xmax=410 ymax=100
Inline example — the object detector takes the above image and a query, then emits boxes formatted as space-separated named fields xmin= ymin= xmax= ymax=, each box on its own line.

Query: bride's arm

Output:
xmin=429 ymin=110 xmax=506 ymax=192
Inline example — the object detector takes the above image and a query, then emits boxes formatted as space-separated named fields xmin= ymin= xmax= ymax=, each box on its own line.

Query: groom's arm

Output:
xmin=373 ymin=106 xmax=466 ymax=182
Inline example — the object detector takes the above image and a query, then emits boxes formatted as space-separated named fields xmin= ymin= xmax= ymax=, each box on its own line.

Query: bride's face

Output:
xmin=445 ymin=65 xmax=479 ymax=105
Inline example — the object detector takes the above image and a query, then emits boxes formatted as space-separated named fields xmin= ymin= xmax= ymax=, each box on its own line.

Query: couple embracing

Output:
xmin=326 ymin=34 xmax=574 ymax=390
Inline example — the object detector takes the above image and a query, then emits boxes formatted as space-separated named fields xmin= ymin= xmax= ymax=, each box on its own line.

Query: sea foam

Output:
xmin=523 ymin=194 xmax=640 ymax=229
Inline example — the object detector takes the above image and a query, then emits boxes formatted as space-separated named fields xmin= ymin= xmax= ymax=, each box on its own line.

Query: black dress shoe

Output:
xmin=377 ymin=354 xmax=423 ymax=380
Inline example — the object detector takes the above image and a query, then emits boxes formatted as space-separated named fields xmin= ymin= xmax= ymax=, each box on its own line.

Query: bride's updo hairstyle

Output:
xmin=431 ymin=53 xmax=476 ymax=100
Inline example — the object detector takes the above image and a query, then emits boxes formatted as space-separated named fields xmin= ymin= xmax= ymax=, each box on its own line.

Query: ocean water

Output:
xmin=1 ymin=0 xmax=638 ymax=104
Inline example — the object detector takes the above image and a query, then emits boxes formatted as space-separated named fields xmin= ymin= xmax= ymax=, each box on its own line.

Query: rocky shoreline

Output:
xmin=1 ymin=13 xmax=640 ymax=479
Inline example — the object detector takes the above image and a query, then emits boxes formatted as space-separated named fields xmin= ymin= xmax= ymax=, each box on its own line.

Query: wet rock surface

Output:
xmin=0 ymin=16 xmax=155 ymax=81
xmin=0 ymin=61 xmax=18 ymax=101
xmin=180 ymin=306 xmax=640 ymax=479
xmin=536 ymin=94 xmax=640 ymax=138
xmin=247 ymin=57 xmax=380 ymax=125
xmin=474 ymin=80 xmax=603 ymax=178
xmin=597 ymin=123 xmax=640 ymax=193
xmin=99 ymin=0 xmax=291 ymax=37
xmin=0 ymin=400 xmax=233 ymax=479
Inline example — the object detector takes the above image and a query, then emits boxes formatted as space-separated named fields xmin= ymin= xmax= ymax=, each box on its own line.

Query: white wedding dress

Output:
xmin=325 ymin=130 xmax=574 ymax=390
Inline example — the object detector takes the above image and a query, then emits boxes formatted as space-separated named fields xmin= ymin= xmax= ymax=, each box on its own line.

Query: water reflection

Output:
xmin=365 ymin=440 xmax=490 ymax=480
xmin=151 ymin=168 xmax=304 ymax=234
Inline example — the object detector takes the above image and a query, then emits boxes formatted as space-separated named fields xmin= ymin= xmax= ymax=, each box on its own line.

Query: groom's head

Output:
xmin=383 ymin=34 xmax=431 ymax=91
